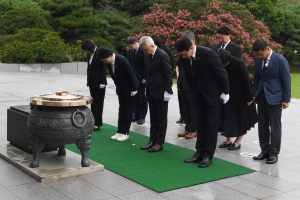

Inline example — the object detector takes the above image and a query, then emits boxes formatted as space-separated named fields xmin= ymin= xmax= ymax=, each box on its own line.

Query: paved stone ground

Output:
xmin=0 ymin=72 xmax=300 ymax=200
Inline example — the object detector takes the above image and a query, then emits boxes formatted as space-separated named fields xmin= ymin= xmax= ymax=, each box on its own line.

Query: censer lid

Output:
xmin=30 ymin=91 xmax=93 ymax=107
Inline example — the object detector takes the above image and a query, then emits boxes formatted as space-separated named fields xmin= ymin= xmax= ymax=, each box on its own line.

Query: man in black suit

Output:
xmin=124 ymin=36 xmax=148 ymax=125
xmin=213 ymin=26 xmax=242 ymax=136
xmin=213 ymin=26 xmax=242 ymax=59
xmin=139 ymin=36 xmax=173 ymax=152
xmin=81 ymin=39 xmax=107 ymax=131
xmin=176 ymin=37 xmax=230 ymax=167
xmin=177 ymin=30 xmax=197 ymax=139
xmin=97 ymin=46 xmax=138 ymax=142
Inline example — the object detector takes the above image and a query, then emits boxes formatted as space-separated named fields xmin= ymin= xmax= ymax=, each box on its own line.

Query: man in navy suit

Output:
xmin=139 ymin=36 xmax=173 ymax=152
xmin=97 ymin=46 xmax=138 ymax=142
xmin=124 ymin=36 xmax=148 ymax=125
xmin=176 ymin=37 xmax=230 ymax=168
xmin=252 ymin=39 xmax=291 ymax=164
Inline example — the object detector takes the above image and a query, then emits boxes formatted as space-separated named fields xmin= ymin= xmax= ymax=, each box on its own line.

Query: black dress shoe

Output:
xmin=132 ymin=117 xmax=138 ymax=122
xmin=140 ymin=142 xmax=154 ymax=150
xmin=266 ymin=155 xmax=278 ymax=164
xmin=184 ymin=152 xmax=202 ymax=163
xmin=148 ymin=144 xmax=163 ymax=152
xmin=219 ymin=141 xmax=232 ymax=148
xmin=176 ymin=117 xmax=183 ymax=124
xmin=198 ymin=157 xmax=212 ymax=168
xmin=253 ymin=153 xmax=268 ymax=160
xmin=228 ymin=143 xmax=241 ymax=150
xmin=137 ymin=119 xmax=145 ymax=125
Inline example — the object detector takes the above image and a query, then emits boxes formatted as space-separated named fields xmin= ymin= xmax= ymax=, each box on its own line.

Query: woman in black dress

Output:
xmin=217 ymin=49 xmax=258 ymax=150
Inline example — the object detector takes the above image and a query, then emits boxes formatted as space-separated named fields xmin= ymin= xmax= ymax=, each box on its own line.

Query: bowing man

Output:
xmin=139 ymin=36 xmax=173 ymax=152
xmin=97 ymin=46 xmax=138 ymax=142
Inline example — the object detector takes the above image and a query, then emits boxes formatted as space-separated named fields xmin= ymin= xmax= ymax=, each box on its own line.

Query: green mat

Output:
xmin=66 ymin=123 xmax=255 ymax=193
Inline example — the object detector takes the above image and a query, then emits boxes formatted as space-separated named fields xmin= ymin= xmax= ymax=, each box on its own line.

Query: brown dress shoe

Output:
xmin=178 ymin=130 xmax=189 ymax=137
xmin=140 ymin=142 xmax=154 ymax=150
xmin=185 ymin=131 xmax=197 ymax=139
xmin=148 ymin=144 xmax=163 ymax=152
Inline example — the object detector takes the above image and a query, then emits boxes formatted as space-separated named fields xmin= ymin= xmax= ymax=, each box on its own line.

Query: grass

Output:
xmin=291 ymin=68 xmax=300 ymax=99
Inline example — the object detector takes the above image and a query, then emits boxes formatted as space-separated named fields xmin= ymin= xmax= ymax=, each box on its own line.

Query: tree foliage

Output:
xmin=0 ymin=0 xmax=51 ymax=35
xmin=35 ymin=0 xmax=108 ymax=43
xmin=0 ymin=28 xmax=71 ymax=63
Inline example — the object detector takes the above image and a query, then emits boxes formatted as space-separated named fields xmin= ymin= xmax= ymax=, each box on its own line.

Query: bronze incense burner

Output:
xmin=28 ymin=91 xmax=94 ymax=168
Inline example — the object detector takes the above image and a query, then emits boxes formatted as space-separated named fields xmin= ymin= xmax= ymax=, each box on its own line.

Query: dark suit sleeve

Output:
xmin=236 ymin=59 xmax=252 ymax=101
xmin=86 ymin=55 xmax=90 ymax=86
xmin=99 ymin=61 xmax=107 ymax=85
xmin=253 ymin=57 xmax=260 ymax=97
xmin=279 ymin=57 xmax=291 ymax=102
xmin=207 ymin=50 xmax=230 ymax=94
xmin=164 ymin=47 xmax=175 ymax=70
xmin=232 ymin=46 xmax=242 ymax=59
xmin=123 ymin=58 xmax=138 ymax=91
xmin=161 ymin=53 xmax=173 ymax=94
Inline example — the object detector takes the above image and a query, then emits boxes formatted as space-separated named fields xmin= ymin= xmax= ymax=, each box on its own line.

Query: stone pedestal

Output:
xmin=0 ymin=142 xmax=104 ymax=182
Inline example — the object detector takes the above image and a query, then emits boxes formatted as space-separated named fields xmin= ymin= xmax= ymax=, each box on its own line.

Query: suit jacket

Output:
xmin=177 ymin=59 xmax=192 ymax=92
xmin=180 ymin=45 xmax=230 ymax=106
xmin=145 ymin=47 xmax=173 ymax=99
xmin=214 ymin=41 xmax=242 ymax=59
xmin=107 ymin=54 xmax=138 ymax=97
xmin=253 ymin=52 xmax=291 ymax=105
xmin=161 ymin=46 xmax=175 ymax=70
xmin=87 ymin=48 xmax=107 ymax=87
xmin=127 ymin=47 xmax=146 ymax=82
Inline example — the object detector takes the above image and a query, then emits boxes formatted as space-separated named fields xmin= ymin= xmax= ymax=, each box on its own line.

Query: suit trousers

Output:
xmin=181 ymin=90 xmax=197 ymax=132
xmin=117 ymin=92 xmax=136 ymax=135
xmin=257 ymin=91 xmax=282 ymax=156
xmin=89 ymin=87 xmax=106 ymax=127
xmin=177 ymin=89 xmax=183 ymax=117
xmin=195 ymin=91 xmax=222 ymax=159
xmin=147 ymin=89 xmax=169 ymax=145
xmin=133 ymin=83 xmax=148 ymax=119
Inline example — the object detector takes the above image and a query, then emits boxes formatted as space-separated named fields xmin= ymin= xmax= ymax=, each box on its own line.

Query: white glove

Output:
xmin=164 ymin=91 xmax=171 ymax=101
xmin=99 ymin=84 xmax=106 ymax=89
xmin=220 ymin=93 xmax=230 ymax=104
xmin=131 ymin=91 xmax=137 ymax=96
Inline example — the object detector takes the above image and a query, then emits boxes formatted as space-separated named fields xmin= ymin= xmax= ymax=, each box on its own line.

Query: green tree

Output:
xmin=109 ymin=0 xmax=158 ymax=16
xmin=35 ymin=0 xmax=108 ymax=43
xmin=0 ymin=0 xmax=51 ymax=35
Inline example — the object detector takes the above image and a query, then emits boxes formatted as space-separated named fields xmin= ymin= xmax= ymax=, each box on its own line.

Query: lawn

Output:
xmin=291 ymin=68 xmax=300 ymax=99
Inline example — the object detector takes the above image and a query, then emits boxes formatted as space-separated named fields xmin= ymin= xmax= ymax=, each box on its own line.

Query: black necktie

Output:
xmin=263 ymin=59 xmax=267 ymax=74
xmin=133 ymin=50 xmax=136 ymax=63
xmin=149 ymin=55 xmax=152 ymax=67
xmin=221 ymin=44 xmax=225 ymax=49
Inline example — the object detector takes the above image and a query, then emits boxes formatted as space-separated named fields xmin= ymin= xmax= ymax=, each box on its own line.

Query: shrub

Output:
xmin=0 ymin=28 xmax=71 ymax=63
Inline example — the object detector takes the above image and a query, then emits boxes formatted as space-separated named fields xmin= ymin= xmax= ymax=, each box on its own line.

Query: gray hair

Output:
xmin=181 ymin=30 xmax=195 ymax=40
xmin=139 ymin=36 xmax=154 ymax=47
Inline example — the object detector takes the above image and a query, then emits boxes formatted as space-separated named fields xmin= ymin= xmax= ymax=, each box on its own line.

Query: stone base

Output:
xmin=0 ymin=142 xmax=104 ymax=182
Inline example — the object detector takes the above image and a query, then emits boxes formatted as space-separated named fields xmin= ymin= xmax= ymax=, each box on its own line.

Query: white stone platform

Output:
xmin=0 ymin=142 xmax=104 ymax=183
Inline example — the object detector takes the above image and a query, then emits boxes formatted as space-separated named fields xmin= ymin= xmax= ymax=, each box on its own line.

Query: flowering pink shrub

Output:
xmin=138 ymin=0 xmax=283 ymax=69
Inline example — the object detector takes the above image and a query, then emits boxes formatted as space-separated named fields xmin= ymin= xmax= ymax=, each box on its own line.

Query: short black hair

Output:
xmin=216 ymin=49 xmax=232 ymax=65
xmin=252 ymin=39 xmax=268 ymax=51
xmin=216 ymin=26 xmax=231 ymax=35
xmin=175 ymin=37 xmax=192 ymax=52
xmin=81 ymin=39 xmax=96 ymax=52
xmin=97 ymin=46 xmax=113 ymax=59
xmin=124 ymin=36 xmax=136 ymax=45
